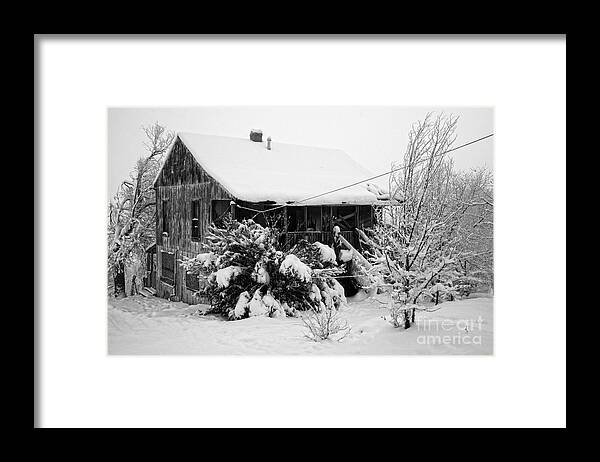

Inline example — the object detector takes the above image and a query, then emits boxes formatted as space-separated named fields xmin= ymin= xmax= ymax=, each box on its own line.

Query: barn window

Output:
xmin=235 ymin=203 xmax=254 ymax=222
xmin=191 ymin=199 xmax=201 ymax=241
xmin=162 ymin=200 xmax=169 ymax=235
xmin=185 ymin=271 xmax=200 ymax=292
xmin=211 ymin=200 xmax=230 ymax=227
xmin=306 ymin=206 xmax=322 ymax=231
xmin=160 ymin=251 xmax=175 ymax=285
xmin=332 ymin=205 xmax=357 ymax=231
xmin=262 ymin=205 xmax=284 ymax=229
xmin=287 ymin=207 xmax=306 ymax=232
xmin=321 ymin=206 xmax=332 ymax=232
xmin=358 ymin=205 xmax=373 ymax=229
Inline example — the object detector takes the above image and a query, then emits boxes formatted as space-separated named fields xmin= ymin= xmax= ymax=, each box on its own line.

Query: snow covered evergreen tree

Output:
xmin=181 ymin=217 xmax=346 ymax=320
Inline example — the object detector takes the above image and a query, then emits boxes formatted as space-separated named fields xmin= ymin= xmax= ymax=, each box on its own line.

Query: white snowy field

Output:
xmin=108 ymin=293 xmax=493 ymax=355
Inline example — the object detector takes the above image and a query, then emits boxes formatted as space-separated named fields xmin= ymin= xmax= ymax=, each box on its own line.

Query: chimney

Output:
xmin=249 ymin=129 xmax=263 ymax=142
xmin=266 ymin=136 xmax=272 ymax=150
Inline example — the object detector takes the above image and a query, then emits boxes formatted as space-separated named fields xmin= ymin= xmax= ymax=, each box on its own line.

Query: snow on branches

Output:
xmin=359 ymin=113 xmax=493 ymax=325
xmin=107 ymin=122 xmax=175 ymax=297
xmin=214 ymin=266 xmax=244 ymax=288
xmin=279 ymin=254 xmax=312 ymax=283
xmin=314 ymin=242 xmax=337 ymax=264
xmin=181 ymin=217 xmax=346 ymax=321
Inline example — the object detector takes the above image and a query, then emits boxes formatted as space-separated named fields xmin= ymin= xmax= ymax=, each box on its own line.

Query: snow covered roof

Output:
xmin=175 ymin=132 xmax=390 ymax=205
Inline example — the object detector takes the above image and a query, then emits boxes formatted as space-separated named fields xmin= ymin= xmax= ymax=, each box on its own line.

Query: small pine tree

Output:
xmin=181 ymin=217 xmax=345 ymax=320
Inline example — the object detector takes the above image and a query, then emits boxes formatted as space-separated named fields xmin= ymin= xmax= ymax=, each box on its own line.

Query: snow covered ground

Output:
xmin=108 ymin=293 xmax=493 ymax=355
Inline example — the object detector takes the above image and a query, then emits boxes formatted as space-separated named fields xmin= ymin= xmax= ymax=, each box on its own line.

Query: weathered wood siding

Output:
xmin=156 ymin=247 xmax=210 ymax=304
xmin=155 ymin=137 xmax=233 ymax=304
xmin=155 ymin=136 xmax=234 ymax=189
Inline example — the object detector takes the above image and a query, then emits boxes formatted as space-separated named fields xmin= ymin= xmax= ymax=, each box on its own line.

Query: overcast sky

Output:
xmin=108 ymin=106 xmax=493 ymax=199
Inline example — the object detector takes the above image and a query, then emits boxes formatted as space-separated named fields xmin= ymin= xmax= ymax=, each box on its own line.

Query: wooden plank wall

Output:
xmin=156 ymin=181 xmax=230 ymax=305
xmin=155 ymin=136 xmax=229 ymax=187
xmin=154 ymin=137 xmax=233 ymax=304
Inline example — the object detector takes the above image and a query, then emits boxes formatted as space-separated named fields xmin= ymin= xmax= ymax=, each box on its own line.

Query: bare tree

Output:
xmin=108 ymin=122 xmax=175 ymax=297
xmin=364 ymin=113 xmax=493 ymax=324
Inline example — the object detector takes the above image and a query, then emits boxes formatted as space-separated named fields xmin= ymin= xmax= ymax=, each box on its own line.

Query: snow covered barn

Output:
xmin=149 ymin=129 xmax=392 ymax=303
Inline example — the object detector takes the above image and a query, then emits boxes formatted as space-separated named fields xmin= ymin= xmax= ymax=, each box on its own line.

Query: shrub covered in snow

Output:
xmin=279 ymin=254 xmax=312 ymax=282
xmin=214 ymin=266 xmax=244 ymax=288
xmin=181 ymin=217 xmax=346 ymax=320
xmin=313 ymin=242 xmax=337 ymax=264
xmin=452 ymin=275 xmax=482 ymax=298
xmin=289 ymin=239 xmax=336 ymax=269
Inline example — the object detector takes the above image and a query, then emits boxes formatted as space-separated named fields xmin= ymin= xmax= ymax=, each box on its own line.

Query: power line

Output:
xmin=290 ymin=133 xmax=495 ymax=207
xmin=233 ymin=133 xmax=494 ymax=218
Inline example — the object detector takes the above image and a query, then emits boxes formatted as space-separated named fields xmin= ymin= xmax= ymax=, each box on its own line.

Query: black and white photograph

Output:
xmin=35 ymin=36 xmax=565 ymax=428
xmin=107 ymin=107 xmax=494 ymax=355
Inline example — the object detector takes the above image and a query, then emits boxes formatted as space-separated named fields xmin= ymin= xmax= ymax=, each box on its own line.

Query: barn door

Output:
xmin=150 ymin=254 xmax=157 ymax=288
xmin=175 ymin=249 xmax=181 ymax=300
xmin=144 ymin=250 xmax=157 ymax=289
